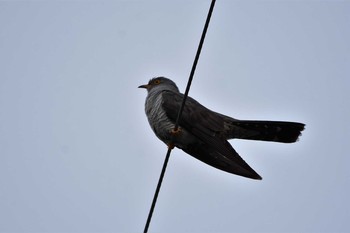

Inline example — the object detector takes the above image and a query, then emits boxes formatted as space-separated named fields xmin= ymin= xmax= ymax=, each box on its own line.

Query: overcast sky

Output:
xmin=0 ymin=1 xmax=349 ymax=233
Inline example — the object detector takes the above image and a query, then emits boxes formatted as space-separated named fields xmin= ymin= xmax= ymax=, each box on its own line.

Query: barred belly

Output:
xmin=144 ymin=91 xmax=197 ymax=148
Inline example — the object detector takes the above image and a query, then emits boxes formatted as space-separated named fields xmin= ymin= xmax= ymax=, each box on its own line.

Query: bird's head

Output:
xmin=138 ymin=77 xmax=179 ymax=93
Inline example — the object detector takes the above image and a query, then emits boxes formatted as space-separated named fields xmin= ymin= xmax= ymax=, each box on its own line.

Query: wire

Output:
xmin=144 ymin=1 xmax=216 ymax=232
xmin=143 ymin=147 xmax=172 ymax=233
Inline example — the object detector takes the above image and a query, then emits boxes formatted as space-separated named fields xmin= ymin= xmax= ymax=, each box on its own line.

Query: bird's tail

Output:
xmin=225 ymin=120 xmax=305 ymax=143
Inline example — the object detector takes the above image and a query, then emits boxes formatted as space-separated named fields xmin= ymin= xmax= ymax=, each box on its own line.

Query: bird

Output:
xmin=138 ymin=77 xmax=305 ymax=180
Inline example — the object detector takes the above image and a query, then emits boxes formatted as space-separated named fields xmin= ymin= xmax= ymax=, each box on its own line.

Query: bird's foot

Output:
xmin=167 ymin=143 xmax=175 ymax=150
xmin=167 ymin=128 xmax=181 ymax=150
xmin=170 ymin=127 xmax=182 ymax=136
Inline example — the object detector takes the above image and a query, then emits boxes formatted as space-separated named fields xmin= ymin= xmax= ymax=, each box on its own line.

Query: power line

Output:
xmin=144 ymin=1 xmax=216 ymax=232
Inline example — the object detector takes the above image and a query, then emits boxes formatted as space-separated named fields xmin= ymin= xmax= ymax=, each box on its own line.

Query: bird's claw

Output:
xmin=167 ymin=143 xmax=175 ymax=150
xmin=170 ymin=127 xmax=181 ymax=136
xmin=167 ymin=128 xmax=181 ymax=149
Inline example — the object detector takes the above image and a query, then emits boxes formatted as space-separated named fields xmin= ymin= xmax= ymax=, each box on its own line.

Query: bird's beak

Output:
xmin=138 ymin=84 xmax=149 ymax=89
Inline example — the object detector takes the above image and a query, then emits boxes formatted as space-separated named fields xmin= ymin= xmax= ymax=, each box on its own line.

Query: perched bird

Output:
xmin=139 ymin=77 xmax=305 ymax=180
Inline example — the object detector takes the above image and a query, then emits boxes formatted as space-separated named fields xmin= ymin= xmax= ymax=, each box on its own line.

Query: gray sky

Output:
xmin=1 ymin=1 xmax=349 ymax=233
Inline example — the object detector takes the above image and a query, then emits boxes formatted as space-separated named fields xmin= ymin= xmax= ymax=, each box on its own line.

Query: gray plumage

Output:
xmin=139 ymin=77 xmax=305 ymax=180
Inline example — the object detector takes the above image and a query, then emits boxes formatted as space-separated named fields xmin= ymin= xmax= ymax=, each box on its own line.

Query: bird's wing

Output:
xmin=161 ymin=90 xmax=261 ymax=179
xmin=161 ymin=90 xmax=225 ymax=138
xmin=182 ymin=142 xmax=261 ymax=179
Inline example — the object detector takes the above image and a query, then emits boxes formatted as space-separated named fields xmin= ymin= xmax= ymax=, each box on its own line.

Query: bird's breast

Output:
xmin=144 ymin=92 xmax=197 ymax=148
xmin=145 ymin=93 xmax=175 ymax=142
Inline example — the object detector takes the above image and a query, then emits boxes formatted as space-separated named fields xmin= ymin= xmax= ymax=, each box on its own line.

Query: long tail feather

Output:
xmin=226 ymin=120 xmax=305 ymax=143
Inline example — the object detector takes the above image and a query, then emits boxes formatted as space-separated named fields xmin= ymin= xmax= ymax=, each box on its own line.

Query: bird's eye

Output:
xmin=154 ymin=79 xmax=161 ymax=84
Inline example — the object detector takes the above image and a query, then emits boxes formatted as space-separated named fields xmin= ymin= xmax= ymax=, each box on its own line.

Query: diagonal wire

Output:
xmin=144 ymin=1 xmax=216 ymax=232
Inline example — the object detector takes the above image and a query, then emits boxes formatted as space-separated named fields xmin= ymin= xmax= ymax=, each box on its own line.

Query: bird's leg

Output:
xmin=170 ymin=127 xmax=182 ymax=136
xmin=167 ymin=143 xmax=175 ymax=150
xmin=167 ymin=127 xmax=182 ymax=149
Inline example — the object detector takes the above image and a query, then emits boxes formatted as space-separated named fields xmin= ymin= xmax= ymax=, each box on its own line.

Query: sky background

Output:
xmin=1 ymin=1 xmax=349 ymax=233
